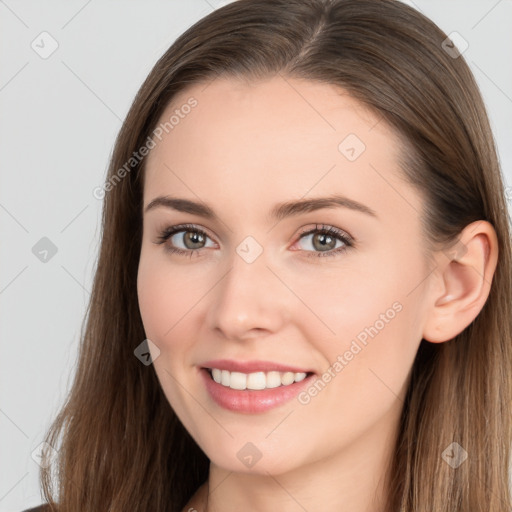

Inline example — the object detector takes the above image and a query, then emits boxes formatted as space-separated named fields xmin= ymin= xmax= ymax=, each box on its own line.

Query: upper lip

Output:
xmin=201 ymin=359 xmax=314 ymax=374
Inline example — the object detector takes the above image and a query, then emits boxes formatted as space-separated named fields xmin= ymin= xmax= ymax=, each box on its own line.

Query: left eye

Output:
xmin=154 ymin=223 xmax=354 ymax=259
xmin=292 ymin=224 xmax=353 ymax=259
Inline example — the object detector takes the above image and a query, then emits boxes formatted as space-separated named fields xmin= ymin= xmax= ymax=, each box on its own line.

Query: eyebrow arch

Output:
xmin=144 ymin=194 xmax=378 ymax=221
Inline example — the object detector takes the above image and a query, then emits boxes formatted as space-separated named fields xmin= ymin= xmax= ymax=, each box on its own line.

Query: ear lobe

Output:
xmin=422 ymin=220 xmax=498 ymax=344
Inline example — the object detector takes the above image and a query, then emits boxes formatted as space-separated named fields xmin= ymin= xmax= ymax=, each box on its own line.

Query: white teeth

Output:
xmin=230 ymin=371 xmax=247 ymax=390
xmin=281 ymin=372 xmax=295 ymax=386
xmin=246 ymin=371 xmax=266 ymax=390
xmin=209 ymin=368 xmax=308 ymax=390
xmin=266 ymin=371 xmax=282 ymax=388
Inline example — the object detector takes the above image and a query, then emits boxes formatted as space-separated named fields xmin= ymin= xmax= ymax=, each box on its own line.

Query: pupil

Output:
xmin=315 ymin=233 xmax=334 ymax=251
xmin=186 ymin=231 xmax=204 ymax=248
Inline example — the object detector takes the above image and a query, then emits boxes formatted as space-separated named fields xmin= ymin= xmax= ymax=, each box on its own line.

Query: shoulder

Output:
xmin=22 ymin=505 xmax=52 ymax=512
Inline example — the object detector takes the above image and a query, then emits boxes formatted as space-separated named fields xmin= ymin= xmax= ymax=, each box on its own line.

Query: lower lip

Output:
xmin=200 ymin=368 xmax=314 ymax=414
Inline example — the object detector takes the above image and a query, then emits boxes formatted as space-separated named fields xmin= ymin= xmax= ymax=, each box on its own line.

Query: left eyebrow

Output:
xmin=269 ymin=194 xmax=378 ymax=221
xmin=143 ymin=194 xmax=378 ymax=221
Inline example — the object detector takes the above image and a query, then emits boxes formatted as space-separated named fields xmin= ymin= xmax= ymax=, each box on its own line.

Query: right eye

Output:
xmin=154 ymin=223 xmax=216 ymax=257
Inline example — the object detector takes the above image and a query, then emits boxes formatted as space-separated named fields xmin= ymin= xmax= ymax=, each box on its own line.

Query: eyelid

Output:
xmin=296 ymin=223 xmax=354 ymax=244
xmin=155 ymin=222 xmax=216 ymax=240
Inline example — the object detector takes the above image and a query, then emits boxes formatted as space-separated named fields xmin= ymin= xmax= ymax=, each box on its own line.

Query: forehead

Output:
xmin=142 ymin=75 xmax=420 ymax=225
xmin=149 ymin=76 xmax=384 ymax=159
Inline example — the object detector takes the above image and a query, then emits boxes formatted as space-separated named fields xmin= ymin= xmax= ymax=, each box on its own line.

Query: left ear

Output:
xmin=421 ymin=220 xmax=499 ymax=343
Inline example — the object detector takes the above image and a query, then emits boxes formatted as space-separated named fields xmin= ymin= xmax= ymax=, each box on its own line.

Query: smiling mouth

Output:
xmin=203 ymin=367 xmax=315 ymax=391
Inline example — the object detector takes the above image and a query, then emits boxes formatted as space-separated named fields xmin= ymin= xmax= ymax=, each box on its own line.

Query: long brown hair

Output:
xmin=40 ymin=0 xmax=512 ymax=510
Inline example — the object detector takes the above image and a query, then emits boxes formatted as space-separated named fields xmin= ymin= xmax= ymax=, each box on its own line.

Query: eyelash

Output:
xmin=154 ymin=223 xmax=354 ymax=259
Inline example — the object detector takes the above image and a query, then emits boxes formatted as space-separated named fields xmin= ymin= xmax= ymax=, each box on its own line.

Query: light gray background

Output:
xmin=1 ymin=1 xmax=511 ymax=510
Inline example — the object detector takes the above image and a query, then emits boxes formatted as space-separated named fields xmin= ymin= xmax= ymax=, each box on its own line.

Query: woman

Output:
xmin=30 ymin=0 xmax=512 ymax=510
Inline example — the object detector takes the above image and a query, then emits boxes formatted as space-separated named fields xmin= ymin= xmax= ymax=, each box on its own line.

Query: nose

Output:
xmin=206 ymin=245 xmax=291 ymax=340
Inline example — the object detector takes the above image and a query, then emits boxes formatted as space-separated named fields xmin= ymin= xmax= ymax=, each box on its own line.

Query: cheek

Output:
xmin=136 ymin=256 xmax=188 ymax=353
xmin=293 ymin=300 xmax=418 ymax=461
xmin=299 ymin=251 xmax=423 ymax=394
xmin=137 ymin=261 xmax=168 ymax=340
xmin=284 ymin=242 xmax=404 ymax=339
xmin=288 ymin=265 xmax=390 ymax=346
xmin=137 ymin=252 xmax=199 ymax=341
xmin=136 ymin=256 xmax=196 ymax=415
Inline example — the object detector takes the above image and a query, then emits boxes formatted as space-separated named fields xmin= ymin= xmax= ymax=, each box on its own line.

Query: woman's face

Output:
xmin=137 ymin=76 xmax=431 ymax=475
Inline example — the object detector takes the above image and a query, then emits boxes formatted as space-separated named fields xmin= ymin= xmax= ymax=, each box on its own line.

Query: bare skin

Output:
xmin=136 ymin=76 xmax=498 ymax=512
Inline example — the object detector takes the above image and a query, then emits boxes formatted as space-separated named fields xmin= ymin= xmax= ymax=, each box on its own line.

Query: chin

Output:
xmin=203 ymin=441 xmax=306 ymax=477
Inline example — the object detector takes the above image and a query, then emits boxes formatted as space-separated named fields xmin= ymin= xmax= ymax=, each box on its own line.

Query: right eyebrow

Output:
xmin=144 ymin=196 xmax=218 ymax=218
